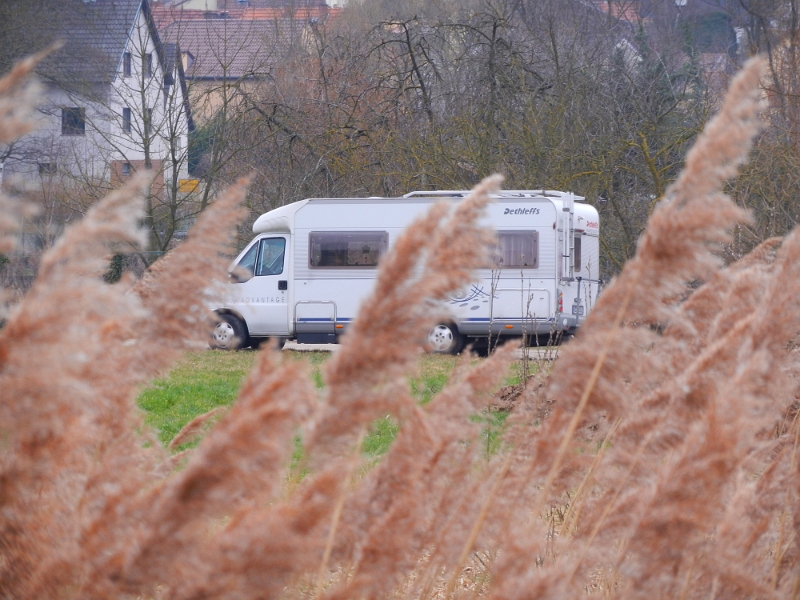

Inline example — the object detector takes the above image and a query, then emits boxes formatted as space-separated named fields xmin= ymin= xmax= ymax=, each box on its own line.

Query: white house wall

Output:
xmin=110 ymin=8 xmax=189 ymax=179
xmin=4 ymin=83 xmax=116 ymax=185
xmin=2 ymin=8 xmax=189 ymax=189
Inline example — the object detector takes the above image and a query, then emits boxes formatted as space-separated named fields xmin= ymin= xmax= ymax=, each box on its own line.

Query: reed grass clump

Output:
xmin=2 ymin=55 xmax=799 ymax=599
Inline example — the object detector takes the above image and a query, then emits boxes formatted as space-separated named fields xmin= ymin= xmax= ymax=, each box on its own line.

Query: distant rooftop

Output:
xmin=585 ymin=0 xmax=647 ymax=23
xmin=151 ymin=2 xmax=341 ymax=27
xmin=160 ymin=18 xmax=303 ymax=79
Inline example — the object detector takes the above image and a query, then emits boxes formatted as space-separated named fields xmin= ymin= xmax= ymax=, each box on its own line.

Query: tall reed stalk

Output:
xmin=2 ymin=55 xmax=798 ymax=600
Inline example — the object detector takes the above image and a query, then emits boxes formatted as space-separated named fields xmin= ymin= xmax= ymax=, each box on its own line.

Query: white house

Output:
xmin=1 ymin=0 xmax=194 ymax=249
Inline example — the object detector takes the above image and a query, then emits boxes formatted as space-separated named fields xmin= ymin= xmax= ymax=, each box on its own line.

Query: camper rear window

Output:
xmin=309 ymin=231 xmax=388 ymax=268
xmin=495 ymin=231 xmax=539 ymax=268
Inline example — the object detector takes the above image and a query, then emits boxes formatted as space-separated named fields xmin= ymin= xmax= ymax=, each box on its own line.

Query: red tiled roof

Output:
xmin=240 ymin=6 xmax=342 ymax=19
xmin=160 ymin=18 xmax=301 ymax=79
xmin=152 ymin=5 xmax=341 ymax=27
xmin=588 ymin=0 xmax=644 ymax=23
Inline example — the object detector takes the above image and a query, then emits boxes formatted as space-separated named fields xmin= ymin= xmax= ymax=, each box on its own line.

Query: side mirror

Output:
xmin=229 ymin=267 xmax=253 ymax=284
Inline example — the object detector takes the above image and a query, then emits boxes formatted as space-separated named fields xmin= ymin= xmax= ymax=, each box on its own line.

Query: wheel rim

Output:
xmin=428 ymin=324 xmax=454 ymax=353
xmin=213 ymin=321 xmax=235 ymax=349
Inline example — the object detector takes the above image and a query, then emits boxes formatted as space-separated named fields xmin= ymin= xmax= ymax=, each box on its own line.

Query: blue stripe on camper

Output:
xmin=297 ymin=317 xmax=353 ymax=322
xmin=465 ymin=317 xmax=555 ymax=322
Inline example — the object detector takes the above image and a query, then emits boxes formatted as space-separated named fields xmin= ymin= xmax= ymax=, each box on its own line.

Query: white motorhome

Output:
xmin=210 ymin=190 xmax=601 ymax=353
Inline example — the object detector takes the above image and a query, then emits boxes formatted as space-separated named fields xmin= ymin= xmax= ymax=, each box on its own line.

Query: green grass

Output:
xmin=138 ymin=351 xmax=256 ymax=445
xmin=473 ymin=410 xmax=511 ymax=456
xmin=362 ymin=416 xmax=400 ymax=456
xmin=138 ymin=349 xmax=533 ymax=457
xmin=410 ymin=354 xmax=462 ymax=404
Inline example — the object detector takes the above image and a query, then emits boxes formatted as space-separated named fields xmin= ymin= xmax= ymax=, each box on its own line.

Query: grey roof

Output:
xmin=160 ymin=18 xmax=303 ymax=80
xmin=38 ymin=0 xmax=159 ymax=87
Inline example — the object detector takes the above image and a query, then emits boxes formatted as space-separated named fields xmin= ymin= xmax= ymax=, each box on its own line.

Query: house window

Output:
xmin=38 ymin=162 xmax=57 ymax=175
xmin=121 ymin=162 xmax=132 ymax=176
xmin=61 ymin=107 xmax=85 ymax=135
xmin=122 ymin=107 xmax=131 ymax=133
xmin=145 ymin=53 xmax=152 ymax=77
xmin=309 ymin=231 xmax=388 ymax=268
xmin=144 ymin=107 xmax=153 ymax=136
xmin=123 ymin=52 xmax=131 ymax=77
xmin=494 ymin=231 xmax=539 ymax=268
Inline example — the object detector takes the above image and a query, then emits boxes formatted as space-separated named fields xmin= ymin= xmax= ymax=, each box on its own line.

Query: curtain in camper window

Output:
xmin=495 ymin=231 xmax=539 ymax=268
xmin=309 ymin=232 xmax=388 ymax=268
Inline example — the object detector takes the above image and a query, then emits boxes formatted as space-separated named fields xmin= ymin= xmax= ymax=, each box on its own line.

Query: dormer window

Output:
xmin=123 ymin=52 xmax=132 ymax=77
xmin=181 ymin=51 xmax=195 ymax=71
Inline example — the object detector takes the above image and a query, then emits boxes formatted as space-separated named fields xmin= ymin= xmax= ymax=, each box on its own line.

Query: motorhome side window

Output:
xmin=494 ymin=231 xmax=539 ymax=268
xmin=574 ymin=235 xmax=582 ymax=272
xmin=234 ymin=238 xmax=285 ymax=278
xmin=309 ymin=231 xmax=388 ymax=268
xmin=256 ymin=238 xmax=285 ymax=276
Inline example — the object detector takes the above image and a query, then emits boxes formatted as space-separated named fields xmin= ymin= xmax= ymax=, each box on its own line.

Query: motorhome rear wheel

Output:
xmin=427 ymin=323 xmax=465 ymax=355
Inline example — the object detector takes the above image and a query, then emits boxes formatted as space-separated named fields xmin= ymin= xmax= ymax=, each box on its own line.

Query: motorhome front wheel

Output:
xmin=427 ymin=323 xmax=465 ymax=355
xmin=211 ymin=313 xmax=248 ymax=350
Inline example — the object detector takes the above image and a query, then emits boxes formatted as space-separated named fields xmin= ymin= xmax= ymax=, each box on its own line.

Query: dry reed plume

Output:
xmin=0 ymin=54 xmax=43 ymax=318
xmin=2 ymin=53 xmax=800 ymax=600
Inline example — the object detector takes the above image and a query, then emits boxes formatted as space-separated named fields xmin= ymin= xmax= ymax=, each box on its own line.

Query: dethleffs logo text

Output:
xmin=503 ymin=207 xmax=540 ymax=215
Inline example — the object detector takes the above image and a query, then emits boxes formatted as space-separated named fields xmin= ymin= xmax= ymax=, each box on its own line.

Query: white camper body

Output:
xmin=210 ymin=190 xmax=600 ymax=352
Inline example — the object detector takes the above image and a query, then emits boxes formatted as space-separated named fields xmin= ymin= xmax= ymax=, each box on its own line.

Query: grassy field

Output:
xmin=137 ymin=349 xmax=522 ymax=456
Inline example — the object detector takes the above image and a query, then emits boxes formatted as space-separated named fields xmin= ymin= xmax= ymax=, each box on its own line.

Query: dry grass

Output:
xmin=2 ymin=55 xmax=799 ymax=599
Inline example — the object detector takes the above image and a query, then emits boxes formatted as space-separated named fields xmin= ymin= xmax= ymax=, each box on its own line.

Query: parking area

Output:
xmin=282 ymin=340 xmax=560 ymax=359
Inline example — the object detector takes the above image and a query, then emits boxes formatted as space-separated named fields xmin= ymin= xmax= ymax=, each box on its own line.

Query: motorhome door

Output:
xmin=226 ymin=235 xmax=290 ymax=336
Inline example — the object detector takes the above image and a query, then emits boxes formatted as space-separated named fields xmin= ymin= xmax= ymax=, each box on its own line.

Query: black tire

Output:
xmin=427 ymin=323 xmax=465 ymax=355
xmin=210 ymin=313 xmax=249 ymax=350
